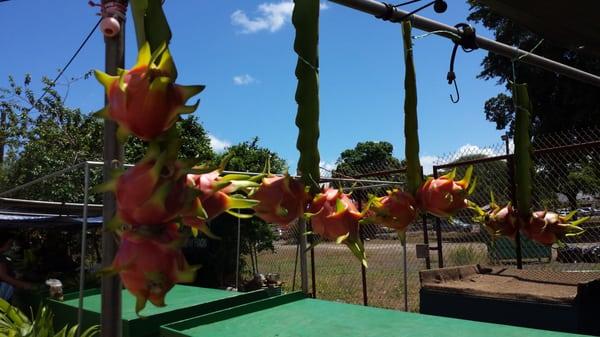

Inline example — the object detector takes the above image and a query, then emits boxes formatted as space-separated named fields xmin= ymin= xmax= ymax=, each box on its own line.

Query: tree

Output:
xmin=0 ymin=75 xmax=215 ymax=203
xmin=125 ymin=115 xmax=214 ymax=163
xmin=466 ymin=1 xmax=600 ymax=136
xmin=217 ymin=137 xmax=287 ymax=174
xmin=332 ymin=141 xmax=405 ymax=203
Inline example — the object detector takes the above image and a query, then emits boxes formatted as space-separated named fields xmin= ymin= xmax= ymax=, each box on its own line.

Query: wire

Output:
xmin=28 ymin=18 xmax=102 ymax=113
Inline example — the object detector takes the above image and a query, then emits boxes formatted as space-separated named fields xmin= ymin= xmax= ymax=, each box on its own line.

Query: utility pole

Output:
xmin=101 ymin=1 xmax=126 ymax=337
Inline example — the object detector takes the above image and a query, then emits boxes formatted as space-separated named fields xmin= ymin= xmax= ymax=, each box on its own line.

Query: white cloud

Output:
xmin=456 ymin=144 xmax=499 ymax=157
xmin=319 ymin=160 xmax=336 ymax=172
xmin=208 ymin=134 xmax=231 ymax=153
xmin=420 ymin=155 xmax=440 ymax=175
xmin=233 ymin=74 xmax=257 ymax=85
xmin=231 ymin=1 xmax=328 ymax=34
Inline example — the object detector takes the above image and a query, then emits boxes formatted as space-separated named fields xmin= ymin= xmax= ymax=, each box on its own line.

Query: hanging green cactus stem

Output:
xmin=293 ymin=0 xmax=321 ymax=194
xmin=511 ymin=82 xmax=533 ymax=217
xmin=401 ymin=21 xmax=423 ymax=196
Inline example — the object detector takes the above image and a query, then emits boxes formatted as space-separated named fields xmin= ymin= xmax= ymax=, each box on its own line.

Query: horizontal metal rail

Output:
xmin=330 ymin=0 xmax=600 ymax=88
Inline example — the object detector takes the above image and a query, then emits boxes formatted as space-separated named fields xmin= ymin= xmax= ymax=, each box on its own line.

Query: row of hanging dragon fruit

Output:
xmin=94 ymin=1 xmax=586 ymax=313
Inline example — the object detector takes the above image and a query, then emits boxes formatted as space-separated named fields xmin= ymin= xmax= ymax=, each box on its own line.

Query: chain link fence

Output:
xmin=253 ymin=127 xmax=600 ymax=312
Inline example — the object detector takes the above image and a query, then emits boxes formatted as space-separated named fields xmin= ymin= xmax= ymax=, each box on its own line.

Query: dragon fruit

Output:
xmin=95 ymin=43 xmax=204 ymax=141
xmin=308 ymin=187 xmax=366 ymax=266
xmin=522 ymin=211 xmax=587 ymax=245
xmin=251 ymin=174 xmax=307 ymax=226
xmin=112 ymin=156 xmax=190 ymax=227
xmin=182 ymin=170 xmax=258 ymax=236
xmin=416 ymin=166 xmax=476 ymax=218
xmin=481 ymin=203 xmax=519 ymax=239
xmin=362 ymin=189 xmax=416 ymax=232
xmin=308 ymin=188 xmax=361 ymax=241
xmin=112 ymin=224 xmax=196 ymax=314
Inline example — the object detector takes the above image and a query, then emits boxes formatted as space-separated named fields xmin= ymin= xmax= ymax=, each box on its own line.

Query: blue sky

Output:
xmin=0 ymin=0 xmax=508 ymax=174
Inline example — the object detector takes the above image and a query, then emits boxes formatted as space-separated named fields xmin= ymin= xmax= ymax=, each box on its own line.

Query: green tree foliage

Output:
xmin=467 ymin=1 xmax=600 ymax=135
xmin=334 ymin=141 xmax=404 ymax=177
xmin=217 ymin=137 xmax=287 ymax=174
xmin=0 ymin=75 xmax=214 ymax=203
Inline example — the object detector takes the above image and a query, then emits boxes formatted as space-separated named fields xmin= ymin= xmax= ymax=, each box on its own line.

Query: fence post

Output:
xmin=358 ymin=200 xmax=368 ymax=306
xmin=432 ymin=166 xmax=444 ymax=268
xmin=503 ymin=133 xmax=523 ymax=269
xmin=420 ymin=166 xmax=431 ymax=269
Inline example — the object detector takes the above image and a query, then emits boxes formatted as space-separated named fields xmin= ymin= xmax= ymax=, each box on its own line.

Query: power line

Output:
xmin=29 ymin=18 xmax=102 ymax=113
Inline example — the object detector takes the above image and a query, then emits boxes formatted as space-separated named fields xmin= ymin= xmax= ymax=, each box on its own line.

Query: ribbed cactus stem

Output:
xmin=402 ymin=21 xmax=422 ymax=196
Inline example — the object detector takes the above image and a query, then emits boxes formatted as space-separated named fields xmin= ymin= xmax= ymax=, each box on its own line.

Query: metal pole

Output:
xmin=298 ymin=217 xmax=309 ymax=294
xmin=329 ymin=0 xmax=600 ymax=88
xmin=77 ymin=162 xmax=90 ymax=337
xmin=235 ymin=211 xmax=241 ymax=290
xmin=503 ymin=134 xmax=523 ymax=269
xmin=421 ymin=214 xmax=431 ymax=269
xmin=432 ymin=166 xmax=444 ymax=268
xmin=101 ymin=2 xmax=126 ymax=336
xmin=402 ymin=239 xmax=408 ymax=311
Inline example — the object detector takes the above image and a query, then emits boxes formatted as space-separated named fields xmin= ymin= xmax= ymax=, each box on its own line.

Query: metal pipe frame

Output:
xmin=329 ymin=0 xmax=600 ymax=88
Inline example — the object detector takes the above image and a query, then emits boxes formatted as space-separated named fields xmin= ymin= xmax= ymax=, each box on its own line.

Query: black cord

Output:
xmin=28 ymin=18 xmax=101 ymax=113
xmin=376 ymin=0 xmax=447 ymax=22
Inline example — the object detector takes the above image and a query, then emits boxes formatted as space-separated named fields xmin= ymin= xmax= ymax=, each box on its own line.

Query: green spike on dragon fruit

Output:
xmin=94 ymin=43 xmax=204 ymax=141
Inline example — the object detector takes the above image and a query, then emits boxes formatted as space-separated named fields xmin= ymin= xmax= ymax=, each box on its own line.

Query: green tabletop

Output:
xmin=162 ymin=292 xmax=590 ymax=337
xmin=49 ymin=285 xmax=275 ymax=337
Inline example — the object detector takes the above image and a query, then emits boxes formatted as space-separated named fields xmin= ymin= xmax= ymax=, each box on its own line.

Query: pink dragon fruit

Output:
xmin=112 ymin=157 xmax=189 ymax=227
xmin=308 ymin=188 xmax=361 ymax=241
xmin=182 ymin=170 xmax=258 ymax=236
xmin=112 ymin=224 xmax=196 ymax=314
xmin=95 ymin=43 xmax=204 ymax=141
xmin=363 ymin=189 xmax=416 ymax=232
xmin=522 ymin=211 xmax=586 ymax=245
xmin=416 ymin=166 xmax=476 ymax=218
xmin=251 ymin=174 xmax=307 ymax=226
xmin=482 ymin=203 xmax=519 ymax=239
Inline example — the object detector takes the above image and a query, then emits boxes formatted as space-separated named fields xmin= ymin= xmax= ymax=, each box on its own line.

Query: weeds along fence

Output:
xmin=255 ymin=127 xmax=600 ymax=312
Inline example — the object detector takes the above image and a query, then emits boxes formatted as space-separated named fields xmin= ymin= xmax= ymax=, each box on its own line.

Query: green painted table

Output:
xmin=48 ymin=286 xmax=276 ymax=337
xmin=161 ymin=292 xmax=591 ymax=337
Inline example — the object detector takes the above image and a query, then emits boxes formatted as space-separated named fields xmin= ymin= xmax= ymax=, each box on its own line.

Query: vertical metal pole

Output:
xmin=402 ymin=239 xmax=408 ymax=311
xmin=432 ymin=166 xmax=444 ymax=268
xmin=421 ymin=214 xmax=431 ymax=269
xmin=504 ymin=133 xmax=523 ymax=269
xmin=298 ymin=217 xmax=309 ymax=294
xmin=235 ymin=211 xmax=241 ymax=290
xmin=309 ymin=233 xmax=317 ymax=298
xmin=420 ymin=167 xmax=431 ymax=269
xmin=358 ymin=201 xmax=367 ymax=306
xmin=77 ymin=162 xmax=90 ymax=337
xmin=101 ymin=2 xmax=126 ymax=336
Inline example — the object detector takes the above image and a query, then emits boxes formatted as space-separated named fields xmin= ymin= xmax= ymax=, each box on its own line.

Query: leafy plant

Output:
xmin=0 ymin=298 xmax=98 ymax=337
